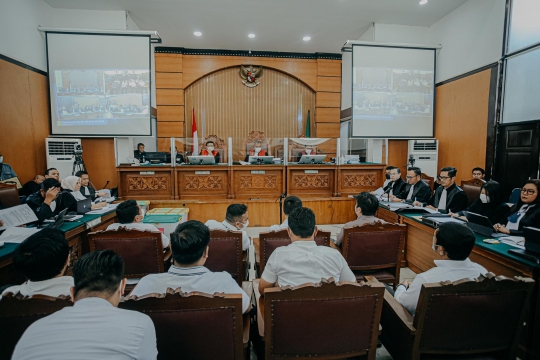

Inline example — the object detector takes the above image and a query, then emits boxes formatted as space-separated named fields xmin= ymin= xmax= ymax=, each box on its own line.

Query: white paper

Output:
xmin=239 ymin=161 xmax=250 ymax=165
xmin=431 ymin=217 xmax=466 ymax=224
xmin=86 ymin=205 xmax=116 ymax=214
xmin=0 ymin=204 xmax=38 ymax=230
xmin=415 ymin=206 xmax=440 ymax=214
xmin=373 ymin=187 xmax=385 ymax=196
xmin=65 ymin=215 xmax=83 ymax=222
xmin=500 ymin=236 xmax=525 ymax=249
xmin=0 ymin=227 xmax=41 ymax=243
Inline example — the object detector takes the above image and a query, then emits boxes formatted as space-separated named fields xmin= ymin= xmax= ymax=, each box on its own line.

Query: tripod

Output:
xmin=72 ymin=153 xmax=87 ymax=175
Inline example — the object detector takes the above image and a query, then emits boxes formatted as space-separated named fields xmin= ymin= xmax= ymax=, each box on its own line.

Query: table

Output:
xmin=117 ymin=165 xmax=175 ymax=200
xmin=230 ymin=165 xmax=286 ymax=199
xmin=175 ymin=164 xmax=230 ymax=199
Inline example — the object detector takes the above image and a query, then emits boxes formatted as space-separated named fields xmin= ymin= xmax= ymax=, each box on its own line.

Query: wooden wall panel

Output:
xmin=157 ymin=105 xmax=185 ymax=121
xmin=317 ymin=59 xmax=341 ymax=77
xmin=81 ymin=138 xmax=118 ymax=189
xmin=316 ymin=92 xmax=341 ymax=108
xmin=316 ymin=123 xmax=340 ymax=138
xmin=155 ymin=72 xmax=183 ymax=89
xmin=317 ymin=76 xmax=341 ymax=92
xmin=157 ymin=138 xmax=171 ymax=152
xmin=28 ymin=70 xmax=50 ymax=177
xmin=155 ymin=54 xmax=183 ymax=72
xmin=157 ymin=122 xmax=184 ymax=137
xmin=316 ymin=107 xmax=340 ymax=123
xmin=156 ymin=89 xmax=184 ymax=105
xmin=435 ymin=69 xmax=491 ymax=183
xmin=388 ymin=140 xmax=409 ymax=172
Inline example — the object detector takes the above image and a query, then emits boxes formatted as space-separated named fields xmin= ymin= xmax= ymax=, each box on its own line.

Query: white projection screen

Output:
xmin=352 ymin=44 xmax=436 ymax=138
xmin=46 ymin=33 xmax=152 ymax=136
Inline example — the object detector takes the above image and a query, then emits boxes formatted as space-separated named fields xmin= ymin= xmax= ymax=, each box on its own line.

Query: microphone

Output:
xmin=101 ymin=180 xmax=110 ymax=189
xmin=379 ymin=184 xmax=392 ymax=201
xmin=280 ymin=191 xmax=287 ymax=199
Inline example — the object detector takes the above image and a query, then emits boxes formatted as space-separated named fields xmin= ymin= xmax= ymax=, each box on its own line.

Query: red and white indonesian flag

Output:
xmin=191 ymin=108 xmax=198 ymax=154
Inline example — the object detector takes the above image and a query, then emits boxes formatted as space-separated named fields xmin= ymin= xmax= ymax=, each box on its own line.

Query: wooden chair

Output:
xmin=206 ymin=229 xmax=247 ymax=285
xmin=244 ymin=130 xmax=271 ymax=157
xmin=0 ymin=293 xmax=72 ymax=360
xmin=341 ymin=223 xmax=406 ymax=289
xmin=258 ymin=229 xmax=331 ymax=275
xmin=0 ymin=183 xmax=21 ymax=208
xmin=203 ymin=134 xmax=227 ymax=163
xmin=461 ymin=178 xmax=485 ymax=206
xmin=380 ymin=273 xmax=535 ymax=360
xmin=421 ymin=173 xmax=434 ymax=192
xmin=254 ymin=277 xmax=385 ymax=359
xmin=121 ymin=287 xmax=250 ymax=360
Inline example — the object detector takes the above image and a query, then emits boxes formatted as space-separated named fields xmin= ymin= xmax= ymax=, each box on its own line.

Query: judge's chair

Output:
xmin=0 ymin=293 xmax=72 ymax=360
xmin=206 ymin=229 xmax=248 ymax=285
xmin=461 ymin=178 xmax=484 ymax=206
xmin=202 ymin=134 xmax=227 ymax=163
xmin=380 ymin=273 xmax=535 ymax=360
xmin=341 ymin=223 xmax=406 ymax=289
xmin=253 ymin=277 xmax=385 ymax=359
xmin=421 ymin=173 xmax=435 ymax=193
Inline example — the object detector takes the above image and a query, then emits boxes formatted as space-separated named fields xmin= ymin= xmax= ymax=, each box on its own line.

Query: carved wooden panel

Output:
xmin=337 ymin=167 xmax=383 ymax=196
xmin=342 ymin=174 xmax=376 ymax=187
xmin=184 ymin=176 xmax=224 ymax=190
xmin=128 ymin=177 xmax=168 ymax=191
xmin=292 ymin=174 xmax=330 ymax=188
xmin=239 ymin=175 xmax=277 ymax=189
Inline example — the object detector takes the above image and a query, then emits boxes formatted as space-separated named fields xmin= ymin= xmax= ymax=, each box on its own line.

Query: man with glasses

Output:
xmin=391 ymin=166 xmax=431 ymax=203
xmin=413 ymin=166 xmax=468 ymax=213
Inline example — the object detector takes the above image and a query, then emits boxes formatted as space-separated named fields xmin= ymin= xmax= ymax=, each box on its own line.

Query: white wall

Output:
xmin=373 ymin=24 xmax=430 ymax=44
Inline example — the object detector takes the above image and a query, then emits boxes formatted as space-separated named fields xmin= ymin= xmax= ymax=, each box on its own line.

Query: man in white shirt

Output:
xmin=107 ymin=199 xmax=169 ymax=249
xmin=334 ymin=192 xmax=386 ymax=246
xmin=394 ymin=222 xmax=488 ymax=315
xmin=268 ymin=195 xmax=302 ymax=232
xmin=259 ymin=207 xmax=356 ymax=294
xmin=205 ymin=204 xmax=250 ymax=250
xmin=130 ymin=220 xmax=250 ymax=313
xmin=12 ymin=250 xmax=158 ymax=360
xmin=2 ymin=228 xmax=72 ymax=298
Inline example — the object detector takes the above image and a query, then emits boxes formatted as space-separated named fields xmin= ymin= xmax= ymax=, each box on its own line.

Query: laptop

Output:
xmin=248 ymin=156 xmax=274 ymax=164
xmin=188 ymin=156 xmax=215 ymax=165
xmin=463 ymin=211 xmax=496 ymax=237
xmin=77 ymin=198 xmax=92 ymax=214
xmin=298 ymin=155 xmax=326 ymax=164
xmin=39 ymin=208 xmax=68 ymax=229
xmin=508 ymin=227 xmax=540 ymax=264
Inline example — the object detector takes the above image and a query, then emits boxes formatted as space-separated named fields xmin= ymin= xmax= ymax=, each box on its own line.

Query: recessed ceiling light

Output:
xmin=303 ymin=36 xmax=311 ymax=41
xmin=194 ymin=31 xmax=202 ymax=36
xmin=248 ymin=33 xmax=256 ymax=38
xmin=419 ymin=0 xmax=428 ymax=4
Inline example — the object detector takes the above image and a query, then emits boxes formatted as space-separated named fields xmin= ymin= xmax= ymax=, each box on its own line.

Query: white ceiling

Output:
xmin=43 ymin=0 xmax=467 ymax=53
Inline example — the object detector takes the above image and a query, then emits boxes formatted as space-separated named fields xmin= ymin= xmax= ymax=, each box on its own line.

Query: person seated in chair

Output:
xmin=129 ymin=220 xmax=250 ymax=313
xmin=391 ymin=166 xmax=431 ymax=204
xmin=472 ymin=167 xmax=486 ymax=182
xmin=12 ymin=250 xmax=158 ymax=360
xmin=493 ymin=179 xmax=540 ymax=236
xmin=44 ymin=167 xmax=60 ymax=181
xmin=26 ymin=178 xmax=62 ymax=222
xmin=75 ymin=171 xmax=107 ymax=201
xmin=60 ymin=176 xmax=106 ymax=212
xmin=134 ymin=142 xmax=147 ymax=162
xmin=0 ymin=152 xmax=17 ymax=181
xmin=452 ymin=180 xmax=510 ymax=225
xmin=106 ymin=199 xmax=169 ymax=249
xmin=200 ymin=141 xmax=220 ymax=163
xmin=20 ymin=174 xmax=45 ymax=197
xmin=414 ymin=167 xmax=468 ymax=214
xmin=334 ymin=192 xmax=386 ymax=246
xmin=268 ymin=195 xmax=302 ymax=232
xmin=300 ymin=146 xmax=315 ymax=157
xmin=394 ymin=222 xmax=487 ymax=315
xmin=205 ymin=204 xmax=250 ymax=250
xmin=382 ymin=167 xmax=407 ymax=199
xmin=244 ymin=139 xmax=267 ymax=162
xmin=2 ymin=228 xmax=72 ymax=298
xmin=259 ymin=207 xmax=356 ymax=294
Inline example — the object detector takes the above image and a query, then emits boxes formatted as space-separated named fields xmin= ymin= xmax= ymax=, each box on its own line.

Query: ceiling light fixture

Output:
xmin=303 ymin=36 xmax=311 ymax=41
xmin=248 ymin=33 xmax=256 ymax=38
xmin=194 ymin=31 xmax=202 ymax=36
xmin=419 ymin=0 xmax=428 ymax=4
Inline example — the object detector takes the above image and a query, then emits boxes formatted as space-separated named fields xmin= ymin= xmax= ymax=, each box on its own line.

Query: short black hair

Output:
xmin=408 ymin=167 xmax=422 ymax=176
xmin=75 ymin=170 xmax=88 ymax=177
xmin=45 ymin=168 xmax=57 ymax=176
xmin=283 ymin=196 xmax=303 ymax=215
xmin=481 ymin=180 xmax=504 ymax=206
xmin=12 ymin=228 xmax=69 ymax=281
xmin=440 ymin=166 xmax=457 ymax=178
xmin=436 ymin=222 xmax=476 ymax=261
xmin=385 ymin=166 xmax=395 ymax=171
xmin=390 ymin=167 xmax=401 ymax=174
xmin=42 ymin=178 xmax=61 ymax=191
xmin=137 ymin=143 xmax=145 ymax=148
xmin=116 ymin=200 xmax=140 ymax=224
xmin=225 ymin=204 xmax=248 ymax=223
xmin=73 ymin=250 xmax=124 ymax=299
xmin=171 ymin=220 xmax=210 ymax=265
xmin=472 ymin=167 xmax=485 ymax=175
xmin=206 ymin=141 xmax=215 ymax=146
xmin=355 ymin=192 xmax=378 ymax=216
xmin=288 ymin=207 xmax=316 ymax=239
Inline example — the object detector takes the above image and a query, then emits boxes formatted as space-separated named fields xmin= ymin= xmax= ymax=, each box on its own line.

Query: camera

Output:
xmin=74 ymin=144 xmax=83 ymax=155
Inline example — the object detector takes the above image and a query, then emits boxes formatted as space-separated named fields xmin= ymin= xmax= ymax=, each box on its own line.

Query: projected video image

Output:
xmin=392 ymin=70 xmax=433 ymax=94
xmin=353 ymin=92 xmax=392 ymax=115
xmin=353 ymin=67 xmax=392 ymax=92
xmin=55 ymin=69 xmax=104 ymax=96
xmin=392 ymin=94 xmax=432 ymax=116
xmin=104 ymin=70 xmax=149 ymax=95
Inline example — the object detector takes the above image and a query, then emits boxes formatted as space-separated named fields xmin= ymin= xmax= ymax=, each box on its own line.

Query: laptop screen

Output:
xmin=524 ymin=227 xmax=540 ymax=255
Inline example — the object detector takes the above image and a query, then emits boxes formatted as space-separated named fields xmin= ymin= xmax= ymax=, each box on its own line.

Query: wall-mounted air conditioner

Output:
xmin=46 ymin=138 xmax=82 ymax=178
xmin=408 ymin=139 xmax=438 ymax=178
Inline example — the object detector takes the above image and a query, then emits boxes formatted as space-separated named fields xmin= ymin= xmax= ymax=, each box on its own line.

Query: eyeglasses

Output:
xmin=437 ymin=176 xmax=451 ymax=180
xmin=405 ymin=176 xmax=419 ymax=180
xmin=521 ymin=188 xmax=537 ymax=195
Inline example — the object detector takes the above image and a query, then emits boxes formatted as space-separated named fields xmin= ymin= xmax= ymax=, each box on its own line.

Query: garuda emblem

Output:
xmin=239 ymin=65 xmax=263 ymax=88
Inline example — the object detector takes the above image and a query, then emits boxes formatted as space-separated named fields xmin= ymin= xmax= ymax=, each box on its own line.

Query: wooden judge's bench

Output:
xmin=117 ymin=163 xmax=385 ymax=200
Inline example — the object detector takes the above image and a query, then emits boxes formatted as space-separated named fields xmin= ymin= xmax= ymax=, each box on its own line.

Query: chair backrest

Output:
xmin=264 ymin=278 xmax=385 ymax=359
xmin=421 ymin=173 xmax=434 ymax=191
xmin=203 ymin=134 xmax=227 ymax=163
xmin=122 ymin=289 xmax=243 ymax=360
xmin=88 ymin=227 xmax=165 ymax=278
xmin=341 ymin=223 xmax=406 ymax=271
xmin=0 ymin=183 xmax=21 ymax=208
xmin=461 ymin=179 xmax=484 ymax=206
xmin=206 ymin=230 xmax=243 ymax=285
xmin=0 ymin=293 xmax=72 ymax=360
xmin=259 ymin=229 xmax=330 ymax=274
xmin=412 ymin=273 xmax=535 ymax=359
xmin=509 ymin=187 xmax=521 ymax=204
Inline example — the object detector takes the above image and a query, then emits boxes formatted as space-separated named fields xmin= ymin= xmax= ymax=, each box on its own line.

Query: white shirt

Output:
xmin=2 ymin=276 xmax=73 ymax=299
xmin=506 ymin=204 xmax=535 ymax=231
xmin=205 ymin=220 xmax=250 ymax=250
xmin=107 ymin=222 xmax=170 ymax=249
xmin=334 ymin=215 xmax=386 ymax=246
xmin=261 ymin=240 xmax=356 ymax=287
xmin=268 ymin=218 xmax=288 ymax=232
xmin=394 ymin=258 xmax=487 ymax=315
xmin=130 ymin=265 xmax=250 ymax=313
xmin=12 ymin=297 xmax=157 ymax=360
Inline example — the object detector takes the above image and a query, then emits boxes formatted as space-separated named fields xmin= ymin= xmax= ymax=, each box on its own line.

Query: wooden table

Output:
xmin=286 ymin=164 xmax=338 ymax=197
xmin=230 ymin=165 xmax=286 ymax=199
xmin=175 ymin=164 xmax=230 ymax=200
xmin=117 ymin=164 xmax=175 ymax=200
xmin=336 ymin=164 xmax=386 ymax=197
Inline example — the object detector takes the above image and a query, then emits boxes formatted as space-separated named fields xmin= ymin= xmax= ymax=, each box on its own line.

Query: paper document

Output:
xmin=239 ymin=161 xmax=250 ymax=165
xmin=0 ymin=227 xmax=41 ymax=243
xmin=500 ymin=236 xmax=525 ymax=249
xmin=373 ymin=187 xmax=385 ymax=196
xmin=416 ymin=206 xmax=439 ymax=214
xmin=86 ymin=205 xmax=116 ymax=215
xmin=0 ymin=204 xmax=38 ymax=230
xmin=430 ymin=217 xmax=466 ymax=224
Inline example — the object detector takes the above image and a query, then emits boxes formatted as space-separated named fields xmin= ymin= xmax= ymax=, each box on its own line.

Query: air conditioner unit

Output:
xmin=46 ymin=138 xmax=82 ymax=179
xmin=408 ymin=139 xmax=438 ymax=178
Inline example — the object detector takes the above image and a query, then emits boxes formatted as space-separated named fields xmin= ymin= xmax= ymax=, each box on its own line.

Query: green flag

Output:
xmin=305 ymin=110 xmax=311 ymax=138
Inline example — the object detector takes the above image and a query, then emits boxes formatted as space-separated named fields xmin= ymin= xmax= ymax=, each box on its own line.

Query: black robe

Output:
xmin=425 ymin=183 xmax=468 ymax=213
xmin=458 ymin=200 xmax=511 ymax=225
xmin=383 ymin=178 xmax=407 ymax=197
xmin=396 ymin=180 xmax=432 ymax=203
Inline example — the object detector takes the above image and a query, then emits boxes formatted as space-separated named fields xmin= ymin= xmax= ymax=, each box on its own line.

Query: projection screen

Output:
xmin=46 ymin=32 xmax=152 ymax=136
xmin=352 ymin=44 xmax=436 ymax=138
